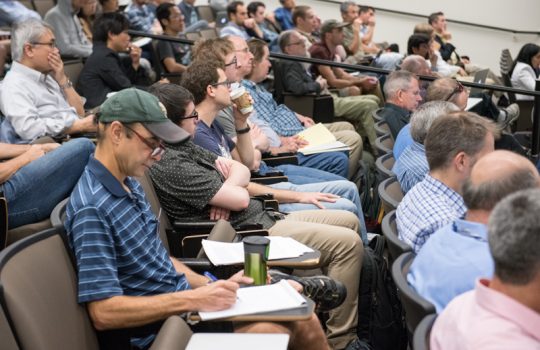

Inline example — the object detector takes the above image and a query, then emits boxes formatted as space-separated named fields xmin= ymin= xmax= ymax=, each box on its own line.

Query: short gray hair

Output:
xmin=488 ymin=188 xmax=540 ymax=285
xmin=340 ymin=1 xmax=357 ymax=14
xmin=11 ymin=19 xmax=53 ymax=62
xmin=278 ymin=29 xmax=297 ymax=52
xmin=383 ymin=70 xmax=418 ymax=101
xmin=410 ymin=101 xmax=459 ymax=144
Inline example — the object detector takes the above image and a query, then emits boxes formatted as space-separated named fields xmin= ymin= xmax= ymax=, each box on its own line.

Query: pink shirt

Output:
xmin=431 ymin=278 xmax=540 ymax=350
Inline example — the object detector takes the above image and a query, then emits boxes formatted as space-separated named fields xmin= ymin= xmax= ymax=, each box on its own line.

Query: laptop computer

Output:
xmin=469 ymin=69 xmax=489 ymax=96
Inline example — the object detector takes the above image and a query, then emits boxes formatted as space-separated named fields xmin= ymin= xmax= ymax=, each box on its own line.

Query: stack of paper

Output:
xmin=201 ymin=236 xmax=314 ymax=266
xmin=296 ymin=123 xmax=350 ymax=155
xmin=186 ymin=333 xmax=289 ymax=350
xmin=198 ymin=280 xmax=306 ymax=321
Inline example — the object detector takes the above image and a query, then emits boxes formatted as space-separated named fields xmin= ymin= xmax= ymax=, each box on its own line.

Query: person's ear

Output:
xmin=23 ymin=43 xmax=35 ymax=58
xmin=453 ymin=151 xmax=468 ymax=173
xmin=207 ymin=84 xmax=216 ymax=98
xmin=109 ymin=121 xmax=124 ymax=144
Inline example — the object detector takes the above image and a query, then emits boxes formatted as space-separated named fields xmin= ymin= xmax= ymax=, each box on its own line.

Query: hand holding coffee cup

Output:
xmin=230 ymin=85 xmax=254 ymax=115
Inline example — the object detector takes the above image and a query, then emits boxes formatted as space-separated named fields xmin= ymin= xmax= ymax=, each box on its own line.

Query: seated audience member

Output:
xmin=124 ymin=0 xmax=161 ymax=34
xmin=1 ymin=138 xmax=93 ymax=229
xmin=510 ymin=43 xmax=540 ymax=101
xmin=339 ymin=2 xmax=363 ymax=59
xmin=77 ymin=13 xmax=151 ymax=109
xmin=274 ymin=0 xmax=295 ymax=31
xmin=292 ymin=5 xmax=319 ymax=48
xmin=407 ymin=33 xmax=444 ymax=75
xmin=241 ymin=37 xmax=363 ymax=179
xmin=155 ymin=3 xmax=189 ymax=74
xmin=397 ymin=112 xmax=497 ymax=253
xmin=147 ymin=84 xmax=363 ymax=350
xmin=178 ymin=0 xmax=211 ymax=32
xmin=44 ymin=0 xmax=92 ymax=58
xmin=65 ymin=88 xmax=332 ymax=350
xmin=309 ymin=20 xmax=382 ymax=103
xmin=99 ymin=0 xmax=119 ymax=13
xmin=409 ymin=150 xmax=540 ymax=313
xmin=179 ymin=60 xmax=366 ymax=232
xmin=279 ymin=29 xmax=379 ymax=152
xmin=247 ymin=2 xmax=279 ymax=52
xmin=0 ymin=20 xmax=95 ymax=142
xmin=427 ymin=11 xmax=458 ymax=64
xmin=379 ymin=71 xmax=422 ymax=139
xmin=431 ymin=188 xmax=540 ymax=349
xmin=393 ymin=101 xmax=458 ymax=193
xmin=219 ymin=1 xmax=262 ymax=40
xmin=426 ymin=78 xmax=521 ymax=155
xmin=356 ymin=5 xmax=382 ymax=54
xmin=78 ymin=0 xmax=98 ymax=42
xmin=208 ymin=35 xmax=360 ymax=179
xmin=0 ymin=1 xmax=40 ymax=26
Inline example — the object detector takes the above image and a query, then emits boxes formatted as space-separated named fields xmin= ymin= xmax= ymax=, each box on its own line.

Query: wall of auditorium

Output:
xmin=200 ymin=0 xmax=540 ymax=75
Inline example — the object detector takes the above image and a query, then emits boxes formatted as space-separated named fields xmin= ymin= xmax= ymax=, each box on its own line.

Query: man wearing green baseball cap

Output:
xmin=64 ymin=88 xmax=329 ymax=349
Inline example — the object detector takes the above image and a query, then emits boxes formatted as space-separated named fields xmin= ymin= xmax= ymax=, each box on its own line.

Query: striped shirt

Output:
xmin=65 ymin=157 xmax=190 ymax=348
xmin=396 ymin=174 xmax=466 ymax=253
xmin=242 ymin=79 xmax=305 ymax=136
xmin=392 ymin=141 xmax=429 ymax=194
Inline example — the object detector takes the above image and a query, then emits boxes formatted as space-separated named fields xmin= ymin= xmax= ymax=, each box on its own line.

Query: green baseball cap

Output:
xmin=320 ymin=19 xmax=351 ymax=36
xmin=99 ymin=88 xmax=189 ymax=144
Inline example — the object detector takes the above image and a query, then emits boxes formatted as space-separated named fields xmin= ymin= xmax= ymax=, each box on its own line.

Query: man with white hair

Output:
xmin=392 ymin=101 xmax=458 ymax=193
xmin=0 ymin=20 xmax=95 ymax=142
xmin=378 ymin=70 xmax=423 ymax=139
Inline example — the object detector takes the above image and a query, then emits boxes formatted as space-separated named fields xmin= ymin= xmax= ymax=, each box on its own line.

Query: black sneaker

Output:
xmin=268 ymin=270 xmax=347 ymax=311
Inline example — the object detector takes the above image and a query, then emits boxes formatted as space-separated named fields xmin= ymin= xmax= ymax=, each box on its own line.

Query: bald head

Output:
xmin=462 ymin=150 xmax=540 ymax=212
xmin=401 ymin=55 xmax=431 ymax=77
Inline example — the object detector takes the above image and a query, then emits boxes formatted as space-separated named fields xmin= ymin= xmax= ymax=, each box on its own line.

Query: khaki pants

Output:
xmin=333 ymin=94 xmax=379 ymax=150
xmin=324 ymin=121 xmax=363 ymax=179
xmin=269 ymin=210 xmax=364 ymax=349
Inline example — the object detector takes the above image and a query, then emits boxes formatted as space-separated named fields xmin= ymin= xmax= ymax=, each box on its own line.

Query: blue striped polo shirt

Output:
xmin=65 ymin=157 xmax=190 ymax=347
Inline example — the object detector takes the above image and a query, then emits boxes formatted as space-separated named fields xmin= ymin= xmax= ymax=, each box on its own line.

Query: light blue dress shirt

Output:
xmin=407 ymin=219 xmax=493 ymax=313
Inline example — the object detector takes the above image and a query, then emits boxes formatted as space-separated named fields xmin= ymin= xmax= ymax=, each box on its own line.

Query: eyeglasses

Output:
xmin=286 ymin=41 xmax=305 ymax=47
xmin=444 ymin=80 xmax=466 ymax=101
xmin=211 ymin=79 xmax=234 ymax=89
xmin=123 ymin=125 xmax=165 ymax=157
xmin=234 ymin=47 xmax=250 ymax=54
xmin=182 ymin=109 xmax=198 ymax=120
xmin=31 ymin=40 xmax=56 ymax=49
xmin=225 ymin=56 xmax=238 ymax=68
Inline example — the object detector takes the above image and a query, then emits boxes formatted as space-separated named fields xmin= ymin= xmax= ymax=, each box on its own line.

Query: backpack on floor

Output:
xmin=357 ymin=235 xmax=407 ymax=350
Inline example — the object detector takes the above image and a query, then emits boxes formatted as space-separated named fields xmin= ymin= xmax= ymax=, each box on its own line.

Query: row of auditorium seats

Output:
xmin=373 ymin=116 xmax=437 ymax=350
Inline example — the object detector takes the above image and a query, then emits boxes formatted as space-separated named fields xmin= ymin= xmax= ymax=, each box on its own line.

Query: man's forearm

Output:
xmin=225 ymin=161 xmax=251 ymax=187
xmin=247 ymin=182 xmax=300 ymax=203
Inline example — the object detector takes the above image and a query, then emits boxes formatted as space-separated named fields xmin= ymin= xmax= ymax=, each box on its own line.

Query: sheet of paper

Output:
xmin=296 ymin=123 xmax=336 ymax=147
xmin=132 ymin=37 xmax=152 ymax=47
xmin=186 ymin=333 xmax=289 ymax=350
xmin=298 ymin=141 xmax=350 ymax=155
xmin=466 ymin=97 xmax=482 ymax=111
xmin=198 ymin=280 xmax=306 ymax=321
xmin=202 ymin=237 xmax=314 ymax=266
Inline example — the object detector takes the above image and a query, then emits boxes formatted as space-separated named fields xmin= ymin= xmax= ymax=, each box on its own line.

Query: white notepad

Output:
xmin=201 ymin=236 xmax=313 ymax=266
xmin=198 ymin=280 xmax=306 ymax=321
xmin=186 ymin=333 xmax=289 ymax=350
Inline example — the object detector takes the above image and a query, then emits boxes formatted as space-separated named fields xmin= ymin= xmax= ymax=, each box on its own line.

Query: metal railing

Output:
xmin=311 ymin=0 xmax=540 ymax=35
xmin=128 ymin=30 xmax=540 ymax=160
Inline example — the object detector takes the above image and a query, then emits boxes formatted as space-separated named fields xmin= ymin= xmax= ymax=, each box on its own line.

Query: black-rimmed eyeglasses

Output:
xmin=182 ymin=109 xmax=198 ymax=120
xmin=123 ymin=125 xmax=165 ymax=158
xmin=444 ymin=80 xmax=466 ymax=102
xmin=225 ymin=56 xmax=238 ymax=68
xmin=211 ymin=80 xmax=234 ymax=89
xmin=31 ymin=41 xmax=56 ymax=49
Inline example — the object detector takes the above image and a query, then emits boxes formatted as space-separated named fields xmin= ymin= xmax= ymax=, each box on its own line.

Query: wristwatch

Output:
xmin=236 ymin=125 xmax=251 ymax=135
xmin=59 ymin=78 xmax=73 ymax=90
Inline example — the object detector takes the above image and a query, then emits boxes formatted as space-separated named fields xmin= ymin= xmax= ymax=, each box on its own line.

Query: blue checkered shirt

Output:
xmin=242 ymin=79 xmax=305 ymax=136
xmin=392 ymin=142 xmax=429 ymax=194
xmin=396 ymin=174 xmax=466 ymax=253
xmin=65 ymin=157 xmax=190 ymax=349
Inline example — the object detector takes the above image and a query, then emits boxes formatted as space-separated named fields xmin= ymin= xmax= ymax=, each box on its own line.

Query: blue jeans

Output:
xmin=4 ymin=138 xmax=95 ymax=229
xmin=270 ymin=180 xmax=368 ymax=243
xmin=259 ymin=162 xmax=346 ymax=185
xmin=297 ymin=151 xmax=349 ymax=179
